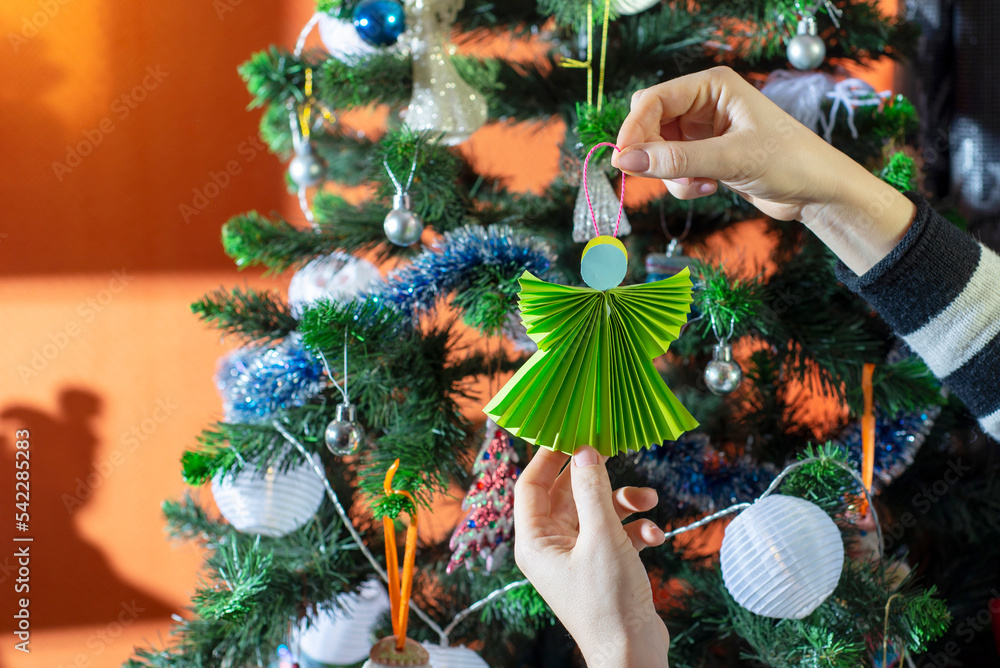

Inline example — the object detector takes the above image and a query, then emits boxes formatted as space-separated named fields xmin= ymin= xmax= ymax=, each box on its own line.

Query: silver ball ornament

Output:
xmin=383 ymin=192 xmax=424 ymax=246
xmin=289 ymin=147 xmax=326 ymax=188
xmin=325 ymin=403 xmax=366 ymax=456
xmin=787 ymin=18 xmax=826 ymax=71
xmin=704 ymin=343 xmax=743 ymax=395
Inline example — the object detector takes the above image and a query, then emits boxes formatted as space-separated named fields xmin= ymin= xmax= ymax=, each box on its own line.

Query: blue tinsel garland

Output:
xmin=378 ymin=224 xmax=555 ymax=313
xmin=635 ymin=433 xmax=778 ymax=513
xmin=215 ymin=337 xmax=326 ymax=425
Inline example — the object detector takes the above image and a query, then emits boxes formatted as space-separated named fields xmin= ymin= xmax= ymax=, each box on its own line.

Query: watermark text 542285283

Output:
xmin=13 ymin=429 xmax=32 ymax=654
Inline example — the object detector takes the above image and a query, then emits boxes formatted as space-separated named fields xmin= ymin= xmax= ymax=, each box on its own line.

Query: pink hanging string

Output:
xmin=582 ymin=142 xmax=626 ymax=238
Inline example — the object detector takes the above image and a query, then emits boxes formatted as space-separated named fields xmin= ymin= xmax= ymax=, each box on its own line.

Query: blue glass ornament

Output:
xmin=353 ymin=0 xmax=406 ymax=47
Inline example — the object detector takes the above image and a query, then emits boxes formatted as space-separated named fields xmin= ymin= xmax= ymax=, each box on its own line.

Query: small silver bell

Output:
xmin=324 ymin=403 xmax=366 ymax=456
xmin=383 ymin=192 xmax=424 ymax=246
xmin=289 ymin=144 xmax=326 ymax=188
xmin=704 ymin=343 xmax=743 ymax=395
xmin=787 ymin=17 xmax=826 ymax=71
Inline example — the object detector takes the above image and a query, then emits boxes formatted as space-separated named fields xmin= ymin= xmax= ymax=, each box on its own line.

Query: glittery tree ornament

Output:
xmin=447 ymin=421 xmax=519 ymax=574
xmin=572 ymin=166 xmax=631 ymax=242
xmin=402 ymin=0 xmax=488 ymax=145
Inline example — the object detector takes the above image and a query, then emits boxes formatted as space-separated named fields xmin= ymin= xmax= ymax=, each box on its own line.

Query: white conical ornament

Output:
xmin=211 ymin=453 xmax=325 ymax=538
xmin=402 ymin=0 xmax=488 ymax=145
xmin=572 ymin=168 xmax=631 ymax=242
xmin=612 ymin=0 xmax=659 ymax=15
xmin=297 ymin=580 xmax=392 ymax=665
xmin=720 ymin=494 xmax=845 ymax=619
xmin=288 ymin=253 xmax=382 ymax=318
xmin=317 ymin=12 xmax=379 ymax=61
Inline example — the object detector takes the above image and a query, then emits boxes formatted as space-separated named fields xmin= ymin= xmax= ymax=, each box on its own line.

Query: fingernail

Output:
xmin=668 ymin=177 xmax=692 ymax=186
xmin=616 ymin=149 xmax=649 ymax=173
xmin=698 ymin=183 xmax=715 ymax=194
xmin=573 ymin=445 xmax=600 ymax=468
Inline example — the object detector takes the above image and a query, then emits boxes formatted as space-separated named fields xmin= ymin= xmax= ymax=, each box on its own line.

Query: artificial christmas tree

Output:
xmin=128 ymin=0 xmax=1000 ymax=666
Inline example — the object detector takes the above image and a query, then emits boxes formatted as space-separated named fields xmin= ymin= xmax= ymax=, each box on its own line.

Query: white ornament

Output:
xmin=612 ymin=0 xmax=659 ymax=15
xmin=761 ymin=70 xmax=836 ymax=134
xmin=289 ymin=254 xmax=382 ymax=318
xmin=211 ymin=453 xmax=325 ymax=538
xmin=403 ymin=0 xmax=488 ymax=145
xmin=422 ymin=643 xmax=490 ymax=668
xmin=297 ymin=581 xmax=391 ymax=665
xmin=318 ymin=13 xmax=378 ymax=61
xmin=720 ymin=494 xmax=844 ymax=619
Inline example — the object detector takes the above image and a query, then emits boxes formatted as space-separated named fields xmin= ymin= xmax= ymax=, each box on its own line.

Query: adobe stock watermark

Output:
xmin=7 ymin=0 xmax=72 ymax=53
xmin=17 ymin=269 xmax=135 ymax=384
xmin=178 ymin=134 xmax=268 ymax=224
xmin=55 ymin=600 xmax=145 ymax=668
xmin=51 ymin=65 xmax=170 ymax=182
xmin=61 ymin=397 xmax=179 ymax=513
xmin=213 ymin=0 xmax=244 ymax=20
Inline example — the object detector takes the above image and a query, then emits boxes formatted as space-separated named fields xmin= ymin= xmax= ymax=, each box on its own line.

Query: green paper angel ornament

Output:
xmin=485 ymin=144 xmax=698 ymax=456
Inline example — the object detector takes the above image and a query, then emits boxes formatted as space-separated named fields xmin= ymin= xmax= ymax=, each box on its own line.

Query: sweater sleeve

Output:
xmin=835 ymin=191 xmax=1000 ymax=441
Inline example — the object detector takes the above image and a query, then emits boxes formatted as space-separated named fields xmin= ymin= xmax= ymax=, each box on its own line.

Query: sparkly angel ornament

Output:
xmin=485 ymin=144 xmax=698 ymax=456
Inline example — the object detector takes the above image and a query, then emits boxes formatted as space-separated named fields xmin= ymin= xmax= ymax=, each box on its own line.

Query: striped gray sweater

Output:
xmin=836 ymin=192 xmax=1000 ymax=441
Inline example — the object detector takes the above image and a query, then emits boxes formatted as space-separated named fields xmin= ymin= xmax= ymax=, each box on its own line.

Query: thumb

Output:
xmin=570 ymin=446 xmax=620 ymax=536
xmin=617 ymin=136 xmax=733 ymax=182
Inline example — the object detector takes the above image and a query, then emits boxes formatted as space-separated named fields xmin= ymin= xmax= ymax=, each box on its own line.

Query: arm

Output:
xmin=615 ymin=67 xmax=1000 ymax=439
xmin=836 ymin=193 xmax=1000 ymax=440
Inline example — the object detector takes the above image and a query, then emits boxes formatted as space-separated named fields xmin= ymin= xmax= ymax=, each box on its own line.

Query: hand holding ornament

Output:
xmin=614 ymin=67 xmax=917 ymax=277
xmin=514 ymin=446 xmax=670 ymax=668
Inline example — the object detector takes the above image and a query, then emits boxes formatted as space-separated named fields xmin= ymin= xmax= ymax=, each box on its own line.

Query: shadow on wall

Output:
xmin=0 ymin=388 xmax=176 ymax=630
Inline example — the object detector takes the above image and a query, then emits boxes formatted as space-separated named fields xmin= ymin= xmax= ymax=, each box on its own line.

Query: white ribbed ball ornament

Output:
xmin=423 ymin=643 xmax=489 ymax=668
xmin=720 ymin=494 xmax=844 ymax=619
xmin=297 ymin=581 xmax=391 ymax=665
xmin=288 ymin=254 xmax=382 ymax=318
xmin=613 ymin=0 xmax=659 ymax=15
xmin=211 ymin=453 xmax=325 ymax=538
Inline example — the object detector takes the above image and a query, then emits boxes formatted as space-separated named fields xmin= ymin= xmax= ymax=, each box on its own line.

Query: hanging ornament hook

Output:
xmin=582 ymin=142 xmax=626 ymax=238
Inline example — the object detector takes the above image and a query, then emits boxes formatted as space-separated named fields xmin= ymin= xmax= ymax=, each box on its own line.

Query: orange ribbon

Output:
xmin=382 ymin=459 xmax=419 ymax=651
xmin=861 ymin=363 xmax=876 ymax=514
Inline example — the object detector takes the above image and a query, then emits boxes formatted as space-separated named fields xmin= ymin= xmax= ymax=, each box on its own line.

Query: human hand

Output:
xmin=514 ymin=445 xmax=670 ymax=668
xmin=614 ymin=67 xmax=916 ymax=275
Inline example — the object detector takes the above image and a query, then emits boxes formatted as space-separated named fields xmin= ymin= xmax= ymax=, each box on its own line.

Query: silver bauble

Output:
xmin=383 ymin=192 xmax=424 ymax=246
xmin=325 ymin=403 xmax=366 ymax=456
xmin=704 ymin=343 xmax=742 ymax=395
xmin=787 ymin=18 xmax=826 ymax=71
xmin=289 ymin=146 xmax=326 ymax=187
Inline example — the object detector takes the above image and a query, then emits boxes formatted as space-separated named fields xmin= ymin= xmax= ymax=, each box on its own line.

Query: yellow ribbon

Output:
xmin=559 ymin=2 xmax=594 ymax=107
xmin=297 ymin=67 xmax=336 ymax=140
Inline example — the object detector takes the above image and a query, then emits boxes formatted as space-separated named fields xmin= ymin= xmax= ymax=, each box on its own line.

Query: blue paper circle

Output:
xmin=581 ymin=242 xmax=627 ymax=291
xmin=353 ymin=0 xmax=406 ymax=47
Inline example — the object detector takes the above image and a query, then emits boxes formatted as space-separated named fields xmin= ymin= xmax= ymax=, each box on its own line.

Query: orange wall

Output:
xmin=0 ymin=0 xmax=897 ymax=666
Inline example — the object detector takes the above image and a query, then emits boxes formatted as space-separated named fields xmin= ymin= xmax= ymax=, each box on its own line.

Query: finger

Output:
xmin=612 ymin=486 xmax=659 ymax=522
xmin=513 ymin=448 xmax=569 ymax=538
xmin=551 ymin=451 xmax=607 ymax=527
xmin=623 ymin=519 xmax=666 ymax=552
xmin=617 ymin=136 xmax=733 ymax=183
xmin=569 ymin=445 xmax=620 ymax=536
xmin=617 ymin=68 xmax=730 ymax=151
xmin=663 ymin=177 xmax=718 ymax=200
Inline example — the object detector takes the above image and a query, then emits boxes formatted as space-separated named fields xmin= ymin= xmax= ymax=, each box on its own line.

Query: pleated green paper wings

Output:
xmin=485 ymin=269 xmax=698 ymax=456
